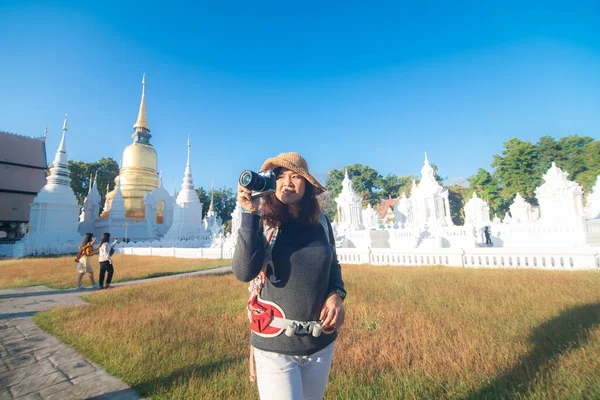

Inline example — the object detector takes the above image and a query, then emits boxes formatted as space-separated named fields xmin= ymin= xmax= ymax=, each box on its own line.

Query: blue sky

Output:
xmin=1 ymin=0 xmax=599 ymax=193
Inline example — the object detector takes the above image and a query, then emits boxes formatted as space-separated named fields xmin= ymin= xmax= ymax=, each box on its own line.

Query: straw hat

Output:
xmin=261 ymin=152 xmax=326 ymax=195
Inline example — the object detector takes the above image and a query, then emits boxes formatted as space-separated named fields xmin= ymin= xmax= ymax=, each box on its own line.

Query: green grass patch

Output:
xmin=0 ymin=255 xmax=231 ymax=289
xmin=34 ymin=265 xmax=600 ymax=399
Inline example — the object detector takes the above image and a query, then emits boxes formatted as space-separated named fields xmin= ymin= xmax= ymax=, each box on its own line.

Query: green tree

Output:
xmin=195 ymin=187 xmax=210 ymax=218
xmin=212 ymin=187 xmax=237 ymax=225
xmin=195 ymin=187 xmax=236 ymax=224
xmin=67 ymin=158 xmax=119 ymax=211
xmin=467 ymin=168 xmax=509 ymax=218
xmin=492 ymin=138 xmax=540 ymax=204
xmin=556 ymin=135 xmax=595 ymax=186
xmin=576 ymin=140 xmax=600 ymax=192
xmin=429 ymin=163 xmax=445 ymax=185
xmin=317 ymin=191 xmax=337 ymax=221
xmin=378 ymin=173 xmax=417 ymax=199
xmin=325 ymin=164 xmax=382 ymax=208
xmin=535 ymin=136 xmax=561 ymax=175
xmin=447 ymin=184 xmax=469 ymax=225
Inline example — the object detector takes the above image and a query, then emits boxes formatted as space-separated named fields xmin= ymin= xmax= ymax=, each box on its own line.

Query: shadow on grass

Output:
xmin=464 ymin=302 xmax=600 ymax=399
xmin=132 ymin=357 xmax=241 ymax=397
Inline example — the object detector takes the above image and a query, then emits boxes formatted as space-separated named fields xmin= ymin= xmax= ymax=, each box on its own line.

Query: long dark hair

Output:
xmin=79 ymin=233 xmax=93 ymax=249
xmin=261 ymin=179 xmax=321 ymax=228
xmin=100 ymin=232 xmax=110 ymax=245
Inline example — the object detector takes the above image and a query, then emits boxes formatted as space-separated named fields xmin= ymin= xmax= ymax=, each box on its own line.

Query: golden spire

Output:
xmin=133 ymin=74 xmax=150 ymax=132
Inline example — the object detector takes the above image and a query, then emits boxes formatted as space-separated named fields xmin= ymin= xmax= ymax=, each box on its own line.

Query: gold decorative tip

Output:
xmin=133 ymin=75 xmax=150 ymax=132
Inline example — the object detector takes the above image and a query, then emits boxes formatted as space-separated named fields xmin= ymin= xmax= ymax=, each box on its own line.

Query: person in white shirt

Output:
xmin=98 ymin=232 xmax=118 ymax=289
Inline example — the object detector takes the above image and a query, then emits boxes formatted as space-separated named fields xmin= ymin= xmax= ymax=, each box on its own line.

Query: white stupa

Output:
xmin=335 ymin=169 xmax=364 ymax=233
xmin=204 ymin=181 xmax=223 ymax=238
xmin=14 ymin=116 xmax=82 ymax=255
xmin=508 ymin=193 xmax=535 ymax=223
xmin=163 ymin=136 xmax=207 ymax=240
xmin=362 ymin=204 xmax=380 ymax=230
xmin=464 ymin=192 xmax=491 ymax=227
xmin=78 ymin=172 xmax=101 ymax=235
xmin=394 ymin=192 xmax=413 ymax=229
xmin=535 ymin=162 xmax=585 ymax=224
xmin=410 ymin=152 xmax=453 ymax=228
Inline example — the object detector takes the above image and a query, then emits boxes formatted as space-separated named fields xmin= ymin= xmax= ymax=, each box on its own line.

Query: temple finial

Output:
xmin=133 ymin=74 xmax=150 ymax=132
xmin=88 ymin=173 xmax=93 ymax=193
xmin=424 ymin=151 xmax=429 ymax=165
xmin=43 ymin=127 xmax=48 ymax=141
xmin=62 ymin=114 xmax=68 ymax=131
xmin=186 ymin=135 xmax=191 ymax=168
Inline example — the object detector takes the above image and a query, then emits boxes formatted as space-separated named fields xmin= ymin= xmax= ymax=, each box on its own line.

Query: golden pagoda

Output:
xmin=101 ymin=74 xmax=160 ymax=219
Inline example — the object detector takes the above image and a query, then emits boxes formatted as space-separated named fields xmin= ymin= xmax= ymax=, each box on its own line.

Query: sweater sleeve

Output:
xmin=325 ymin=217 xmax=344 ymax=294
xmin=232 ymin=213 xmax=266 ymax=282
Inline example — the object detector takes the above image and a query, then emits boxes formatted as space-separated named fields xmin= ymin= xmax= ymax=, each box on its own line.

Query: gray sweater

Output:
xmin=232 ymin=213 xmax=344 ymax=356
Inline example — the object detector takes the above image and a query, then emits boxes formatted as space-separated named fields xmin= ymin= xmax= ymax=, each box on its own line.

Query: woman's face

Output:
xmin=275 ymin=168 xmax=306 ymax=206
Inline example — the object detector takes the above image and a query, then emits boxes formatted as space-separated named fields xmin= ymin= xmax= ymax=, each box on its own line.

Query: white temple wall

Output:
xmin=493 ymin=221 xmax=587 ymax=248
xmin=93 ymin=217 xmax=155 ymax=242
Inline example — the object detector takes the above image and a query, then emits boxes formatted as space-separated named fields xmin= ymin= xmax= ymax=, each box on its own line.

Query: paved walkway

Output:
xmin=0 ymin=266 xmax=232 ymax=400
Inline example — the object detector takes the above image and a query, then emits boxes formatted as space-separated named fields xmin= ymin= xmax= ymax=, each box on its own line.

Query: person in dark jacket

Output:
xmin=233 ymin=152 xmax=346 ymax=400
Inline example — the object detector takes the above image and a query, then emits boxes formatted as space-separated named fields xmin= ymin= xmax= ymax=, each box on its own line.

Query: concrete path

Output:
xmin=0 ymin=266 xmax=232 ymax=400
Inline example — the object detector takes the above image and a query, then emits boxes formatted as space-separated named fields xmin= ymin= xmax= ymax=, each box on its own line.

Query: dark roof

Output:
xmin=0 ymin=131 xmax=48 ymax=222
xmin=0 ymin=192 xmax=36 ymax=222
xmin=0 ymin=131 xmax=47 ymax=168
xmin=0 ymin=164 xmax=47 ymax=193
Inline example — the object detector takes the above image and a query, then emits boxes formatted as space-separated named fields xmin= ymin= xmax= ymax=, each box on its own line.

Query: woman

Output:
xmin=75 ymin=233 xmax=99 ymax=290
xmin=98 ymin=232 xmax=119 ymax=289
xmin=233 ymin=152 xmax=346 ymax=400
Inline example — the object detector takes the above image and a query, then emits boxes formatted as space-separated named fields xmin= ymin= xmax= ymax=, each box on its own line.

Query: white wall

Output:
xmin=113 ymin=246 xmax=600 ymax=271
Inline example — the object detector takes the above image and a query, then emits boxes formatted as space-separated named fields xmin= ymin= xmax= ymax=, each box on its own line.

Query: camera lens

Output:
xmin=241 ymin=172 xmax=253 ymax=186
xmin=239 ymin=170 xmax=266 ymax=191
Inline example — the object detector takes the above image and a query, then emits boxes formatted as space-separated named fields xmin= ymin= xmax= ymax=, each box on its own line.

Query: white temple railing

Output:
xmin=116 ymin=246 xmax=229 ymax=259
xmin=111 ymin=246 xmax=599 ymax=270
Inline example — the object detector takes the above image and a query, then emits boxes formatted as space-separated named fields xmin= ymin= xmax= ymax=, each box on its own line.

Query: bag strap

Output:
xmin=262 ymin=225 xmax=279 ymax=283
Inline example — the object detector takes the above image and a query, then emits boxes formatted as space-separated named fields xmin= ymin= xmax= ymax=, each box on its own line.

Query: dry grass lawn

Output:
xmin=0 ymin=255 xmax=231 ymax=289
xmin=34 ymin=265 xmax=600 ymax=399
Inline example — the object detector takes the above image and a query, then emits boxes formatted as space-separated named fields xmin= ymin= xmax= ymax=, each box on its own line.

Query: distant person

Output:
xmin=233 ymin=152 xmax=346 ymax=400
xmin=98 ymin=233 xmax=119 ymax=289
xmin=484 ymin=226 xmax=493 ymax=246
xmin=75 ymin=233 xmax=99 ymax=290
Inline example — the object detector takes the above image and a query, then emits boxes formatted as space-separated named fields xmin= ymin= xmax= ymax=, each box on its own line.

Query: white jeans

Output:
xmin=254 ymin=343 xmax=335 ymax=400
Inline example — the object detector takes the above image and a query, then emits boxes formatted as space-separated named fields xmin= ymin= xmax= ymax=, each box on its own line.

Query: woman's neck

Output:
xmin=287 ymin=204 xmax=300 ymax=218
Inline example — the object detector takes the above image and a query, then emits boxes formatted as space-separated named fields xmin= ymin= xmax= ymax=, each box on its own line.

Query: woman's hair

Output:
xmin=261 ymin=176 xmax=321 ymax=228
xmin=100 ymin=232 xmax=111 ymax=245
xmin=79 ymin=233 xmax=93 ymax=249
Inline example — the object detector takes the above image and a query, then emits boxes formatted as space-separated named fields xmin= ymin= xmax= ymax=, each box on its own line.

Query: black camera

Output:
xmin=239 ymin=170 xmax=276 ymax=199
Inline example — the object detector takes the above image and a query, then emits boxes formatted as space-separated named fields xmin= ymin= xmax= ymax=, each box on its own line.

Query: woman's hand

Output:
xmin=237 ymin=185 xmax=261 ymax=212
xmin=319 ymin=293 xmax=345 ymax=329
